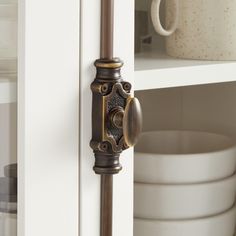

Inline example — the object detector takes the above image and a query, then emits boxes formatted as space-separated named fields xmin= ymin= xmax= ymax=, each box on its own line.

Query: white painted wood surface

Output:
xmin=80 ymin=1 xmax=134 ymax=236
xmin=135 ymin=50 xmax=236 ymax=91
xmin=18 ymin=0 xmax=80 ymax=235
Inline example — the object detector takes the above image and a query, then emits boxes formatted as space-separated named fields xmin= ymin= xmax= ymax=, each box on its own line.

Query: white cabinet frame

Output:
xmin=18 ymin=0 xmax=80 ymax=235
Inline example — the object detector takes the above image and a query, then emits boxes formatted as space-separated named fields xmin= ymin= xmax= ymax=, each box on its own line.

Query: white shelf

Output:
xmin=134 ymin=50 xmax=236 ymax=91
xmin=0 ymin=76 xmax=16 ymax=103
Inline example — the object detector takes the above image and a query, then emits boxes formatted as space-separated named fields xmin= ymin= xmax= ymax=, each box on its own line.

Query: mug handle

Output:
xmin=151 ymin=0 xmax=179 ymax=36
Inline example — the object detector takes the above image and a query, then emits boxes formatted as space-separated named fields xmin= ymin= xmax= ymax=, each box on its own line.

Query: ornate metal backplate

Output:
xmin=90 ymin=58 xmax=131 ymax=174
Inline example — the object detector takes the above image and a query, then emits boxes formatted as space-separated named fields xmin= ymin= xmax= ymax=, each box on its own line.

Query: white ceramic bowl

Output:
xmin=134 ymin=204 xmax=236 ymax=236
xmin=134 ymin=131 xmax=236 ymax=184
xmin=134 ymin=173 xmax=236 ymax=220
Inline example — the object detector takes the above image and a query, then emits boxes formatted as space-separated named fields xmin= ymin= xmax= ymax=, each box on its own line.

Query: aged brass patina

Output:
xmin=90 ymin=58 xmax=142 ymax=174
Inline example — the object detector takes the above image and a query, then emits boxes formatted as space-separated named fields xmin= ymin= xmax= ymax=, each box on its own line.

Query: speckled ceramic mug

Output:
xmin=151 ymin=0 xmax=236 ymax=60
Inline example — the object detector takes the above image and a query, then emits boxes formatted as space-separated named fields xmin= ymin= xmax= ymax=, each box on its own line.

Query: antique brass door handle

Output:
xmin=90 ymin=59 xmax=143 ymax=174
xmin=110 ymin=97 xmax=142 ymax=147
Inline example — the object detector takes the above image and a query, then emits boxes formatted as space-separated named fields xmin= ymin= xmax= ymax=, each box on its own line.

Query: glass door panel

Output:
xmin=0 ymin=0 xmax=17 ymax=235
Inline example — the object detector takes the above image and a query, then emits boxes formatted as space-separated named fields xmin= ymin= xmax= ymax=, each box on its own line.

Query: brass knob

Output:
xmin=110 ymin=97 xmax=142 ymax=147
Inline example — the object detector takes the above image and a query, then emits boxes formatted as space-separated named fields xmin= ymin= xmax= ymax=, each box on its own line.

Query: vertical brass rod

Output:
xmin=100 ymin=0 xmax=114 ymax=236
xmin=101 ymin=174 xmax=113 ymax=236
xmin=101 ymin=0 xmax=114 ymax=59
xmin=100 ymin=0 xmax=114 ymax=235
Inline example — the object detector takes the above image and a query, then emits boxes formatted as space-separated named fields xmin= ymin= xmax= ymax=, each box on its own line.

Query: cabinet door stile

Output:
xmin=79 ymin=0 xmax=101 ymax=236
xmin=18 ymin=0 xmax=80 ymax=235
xmin=80 ymin=1 xmax=134 ymax=236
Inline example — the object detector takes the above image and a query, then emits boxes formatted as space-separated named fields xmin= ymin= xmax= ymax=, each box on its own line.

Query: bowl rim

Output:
xmin=134 ymin=171 xmax=236 ymax=186
xmin=134 ymin=203 xmax=236 ymax=223
xmin=135 ymin=130 xmax=236 ymax=156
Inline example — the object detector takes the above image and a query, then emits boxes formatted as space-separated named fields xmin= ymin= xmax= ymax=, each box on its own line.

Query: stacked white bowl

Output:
xmin=134 ymin=130 xmax=236 ymax=236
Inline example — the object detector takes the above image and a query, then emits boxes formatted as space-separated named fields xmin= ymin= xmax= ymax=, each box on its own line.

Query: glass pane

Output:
xmin=0 ymin=0 xmax=17 ymax=235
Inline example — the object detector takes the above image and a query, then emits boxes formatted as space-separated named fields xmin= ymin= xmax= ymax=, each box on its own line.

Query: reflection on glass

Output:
xmin=0 ymin=0 xmax=17 ymax=234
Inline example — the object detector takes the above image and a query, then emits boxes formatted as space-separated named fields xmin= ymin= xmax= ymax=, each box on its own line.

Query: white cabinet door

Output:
xmin=18 ymin=0 xmax=134 ymax=235
xmin=80 ymin=1 xmax=134 ymax=236
xmin=18 ymin=0 xmax=80 ymax=235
